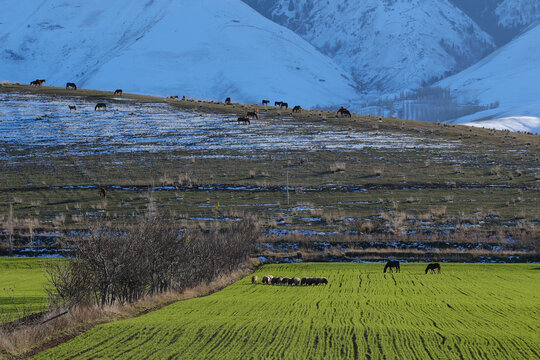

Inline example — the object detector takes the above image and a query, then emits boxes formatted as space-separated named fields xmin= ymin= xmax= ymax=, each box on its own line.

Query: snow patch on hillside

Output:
xmin=462 ymin=116 xmax=540 ymax=134
xmin=496 ymin=0 xmax=540 ymax=28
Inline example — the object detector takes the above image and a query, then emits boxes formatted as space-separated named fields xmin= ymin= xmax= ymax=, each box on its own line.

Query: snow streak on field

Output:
xmin=34 ymin=263 xmax=540 ymax=359
xmin=0 ymin=93 xmax=456 ymax=159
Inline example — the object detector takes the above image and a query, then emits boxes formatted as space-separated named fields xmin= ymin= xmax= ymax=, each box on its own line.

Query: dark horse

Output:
xmin=262 ymin=99 xmax=270 ymax=106
xmin=114 ymin=89 xmax=123 ymax=95
xmin=425 ymin=263 xmax=441 ymax=274
xmin=337 ymin=106 xmax=351 ymax=117
xmin=292 ymin=105 xmax=302 ymax=113
xmin=384 ymin=261 xmax=400 ymax=273
xmin=280 ymin=102 xmax=288 ymax=109
xmin=246 ymin=110 xmax=259 ymax=119
xmin=99 ymin=187 xmax=107 ymax=198
xmin=237 ymin=117 xmax=250 ymax=125
xmin=95 ymin=103 xmax=107 ymax=111
xmin=66 ymin=82 xmax=77 ymax=90
xmin=30 ymin=79 xmax=46 ymax=86
xmin=224 ymin=97 xmax=231 ymax=105
xmin=274 ymin=101 xmax=282 ymax=107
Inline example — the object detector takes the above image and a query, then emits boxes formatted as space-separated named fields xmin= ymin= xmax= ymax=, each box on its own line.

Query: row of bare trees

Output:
xmin=47 ymin=216 xmax=260 ymax=307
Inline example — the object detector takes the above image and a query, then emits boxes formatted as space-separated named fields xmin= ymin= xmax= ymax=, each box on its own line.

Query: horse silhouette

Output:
xmin=68 ymin=105 xmax=77 ymax=111
xmin=95 ymin=103 xmax=107 ymax=111
xmin=224 ymin=97 xmax=231 ymax=105
xmin=237 ymin=117 xmax=250 ymax=125
xmin=337 ymin=106 xmax=351 ymax=117
xmin=114 ymin=89 xmax=123 ymax=95
xmin=280 ymin=102 xmax=288 ymax=109
xmin=262 ymin=99 xmax=270 ymax=106
xmin=292 ymin=105 xmax=302 ymax=113
xmin=425 ymin=263 xmax=441 ymax=274
xmin=66 ymin=82 xmax=77 ymax=90
xmin=30 ymin=79 xmax=45 ymax=86
xmin=246 ymin=110 xmax=259 ymax=119
xmin=274 ymin=101 xmax=282 ymax=107
xmin=99 ymin=187 xmax=107 ymax=198
xmin=384 ymin=261 xmax=400 ymax=273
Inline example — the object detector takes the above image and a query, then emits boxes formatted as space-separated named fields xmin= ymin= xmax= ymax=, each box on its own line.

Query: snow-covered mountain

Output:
xmin=437 ymin=23 xmax=540 ymax=133
xmin=243 ymin=0 xmax=495 ymax=94
xmin=0 ymin=0 xmax=358 ymax=107
xmin=496 ymin=0 xmax=540 ymax=29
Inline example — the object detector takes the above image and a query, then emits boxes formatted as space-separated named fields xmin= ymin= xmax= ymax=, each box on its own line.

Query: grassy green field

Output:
xmin=33 ymin=263 xmax=540 ymax=359
xmin=0 ymin=258 xmax=51 ymax=323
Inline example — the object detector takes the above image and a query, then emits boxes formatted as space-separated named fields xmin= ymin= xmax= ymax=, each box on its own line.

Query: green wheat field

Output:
xmin=0 ymin=258 xmax=51 ymax=323
xmin=32 ymin=263 xmax=540 ymax=359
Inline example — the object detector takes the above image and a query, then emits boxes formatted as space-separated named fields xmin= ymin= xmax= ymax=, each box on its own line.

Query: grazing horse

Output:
xmin=114 ymin=89 xmax=123 ymax=95
xmin=224 ymin=97 xmax=231 ymax=105
xmin=30 ymin=79 xmax=45 ymax=86
xmin=262 ymin=99 xmax=270 ymax=106
xmin=246 ymin=110 xmax=259 ymax=120
xmin=66 ymin=82 xmax=77 ymax=90
xmin=280 ymin=102 xmax=288 ymax=109
xmin=68 ymin=105 xmax=77 ymax=111
xmin=274 ymin=101 xmax=282 ymax=107
xmin=252 ymin=275 xmax=258 ymax=284
xmin=384 ymin=261 xmax=400 ymax=273
xmin=337 ymin=106 xmax=351 ymax=117
xmin=99 ymin=187 xmax=107 ymax=198
xmin=168 ymin=95 xmax=178 ymax=99
xmin=425 ymin=263 xmax=441 ymax=274
xmin=237 ymin=117 xmax=250 ymax=125
xmin=292 ymin=105 xmax=302 ymax=113
xmin=95 ymin=103 xmax=107 ymax=111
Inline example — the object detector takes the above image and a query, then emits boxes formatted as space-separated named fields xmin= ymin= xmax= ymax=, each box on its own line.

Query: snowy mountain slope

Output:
xmin=0 ymin=0 xmax=358 ymax=107
xmin=462 ymin=116 xmax=540 ymax=134
xmin=496 ymin=0 xmax=540 ymax=28
xmin=243 ymin=0 xmax=494 ymax=94
xmin=437 ymin=23 xmax=540 ymax=133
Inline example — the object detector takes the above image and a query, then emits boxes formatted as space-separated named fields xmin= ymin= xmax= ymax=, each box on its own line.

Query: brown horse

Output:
xmin=292 ymin=105 xmax=302 ymax=113
xmin=384 ymin=261 xmax=400 ymax=273
xmin=68 ymin=105 xmax=77 ymax=111
xmin=224 ymin=97 xmax=231 ymax=105
xmin=237 ymin=117 xmax=250 ymax=125
xmin=425 ymin=263 xmax=441 ymax=274
xmin=274 ymin=101 xmax=282 ymax=107
xmin=114 ymin=89 xmax=123 ymax=95
xmin=280 ymin=102 xmax=288 ymax=109
xmin=95 ymin=103 xmax=107 ymax=111
xmin=262 ymin=99 xmax=270 ymax=106
xmin=99 ymin=187 xmax=107 ymax=198
xmin=30 ymin=79 xmax=45 ymax=86
xmin=337 ymin=106 xmax=351 ymax=117
xmin=66 ymin=82 xmax=77 ymax=90
xmin=246 ymin=109 xmax=259 ymax=119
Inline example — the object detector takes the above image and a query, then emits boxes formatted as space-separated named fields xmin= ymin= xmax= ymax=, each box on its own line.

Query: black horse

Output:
xmin=66 ymin=82 xmax=77 ymax=90
xmin=292 ymin=105 xmax=302 ymax=113
xmin=384 ymin=261 xmax=400 ymax=273
xmin=280 ymin=102 xmax=288 ymax=109
xmin=337 ymin=106 xmax=351 ymax=117
xmin=262 ymin=99 xmax=270 ymax=106
xmin=237 ymin=117 xmax=250 ymax=125
xmin=114 ymin=89 xmax=123 ymax=95
xmin=95 ymin=103 xmax=107 ymax=111
xmin=224 ymin=97 xmax=231 ymax=105
xmin=425 ymin=263 xmax=441 ymax=274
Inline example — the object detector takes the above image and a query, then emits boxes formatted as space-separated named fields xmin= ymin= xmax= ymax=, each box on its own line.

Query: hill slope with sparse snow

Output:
xmin=0 ymin=0 xmax=358 ymax=107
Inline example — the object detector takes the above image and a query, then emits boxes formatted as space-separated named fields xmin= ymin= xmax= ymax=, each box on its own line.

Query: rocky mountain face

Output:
xmin=243 ymin=0 xmax=495 ymax=94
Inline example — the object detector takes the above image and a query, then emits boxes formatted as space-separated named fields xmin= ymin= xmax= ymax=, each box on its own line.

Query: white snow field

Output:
xmin=0 ymin=0 xmax=358 ymax=108
xmin=0 ymin=93 xmax=457 ymax=160
xmin=462 ymin=116 xmax=540 ymax=134
xmin=438 ymin=23 xmax=540 ymax=134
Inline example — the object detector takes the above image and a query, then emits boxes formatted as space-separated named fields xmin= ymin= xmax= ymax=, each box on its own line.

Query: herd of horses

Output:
xmin=384 ymin=261 xmax=441 ymax=274
xmin=253 ymin=275 xmax=329 ymax=286
xmin=252 ymin=262 xmax=440 ymax=287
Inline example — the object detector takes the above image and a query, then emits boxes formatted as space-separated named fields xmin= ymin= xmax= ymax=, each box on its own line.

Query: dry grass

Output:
xmin=330 ymin=162 xmax=346 ymax=173
xmin=0 ymin=265 xmax=254 ymax=359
